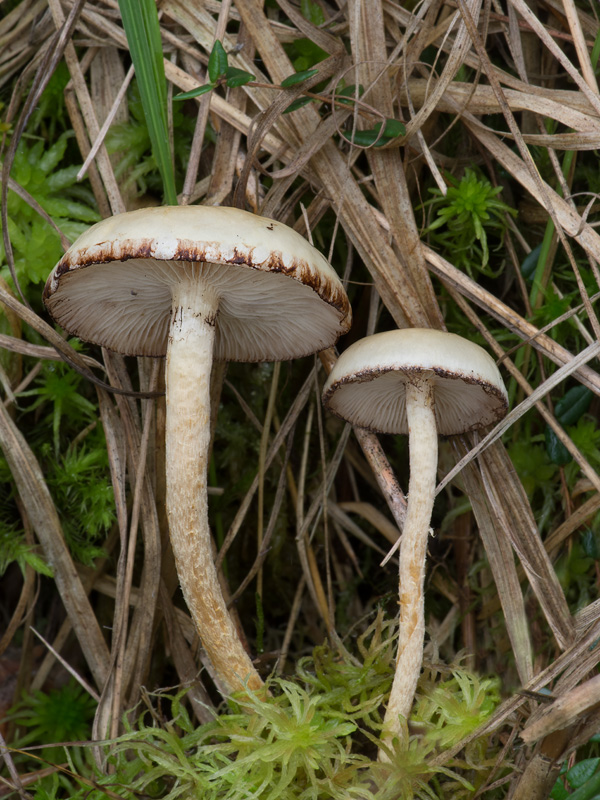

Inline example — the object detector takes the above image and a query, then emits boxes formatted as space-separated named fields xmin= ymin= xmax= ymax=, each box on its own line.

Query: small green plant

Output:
xmin=0 ymin=355 xmax=115 ymax=569
xmin=295 ymin=612 xmax=395 ymax=730
xmin=201 ymin=681 xmax=359 ymax=799
xmin=508 ymin=438 xmax=559 ymax=531
xmin=413 ymin=668 xmax=501 ymax=757
xmin=173 ymin=40 xmax=256 ymax=100
xmin=422 ymin=168 xmax=517 ymax=278
xmin=0 ymin=514 xmax=53 ymax=577
xmin=19 ymin=354 xmax=97 ymax=455
xmin=15 ymin=355 xmax=114 ymax=565
xmin=554 ymin=521 xmax=600 ymax=613
xmin=545 ymin=386 xmax=594 ymax=465
xmin=284 ymin=0 xmax=328 ymax=72
xmin=7 ymin=680 xmax=97 ymax=770
xmin=1 ymin=133 xmax=100 ymax=291
xmin=551 ymin=750 xmax=600 ymax=800
xmin=20 ymin=614 xmax=504 ymax=799
xmin=174 ymin=41 xmax=405 ymax=142
xmin=46 ymin=433 xmax=116 ymax=566
xmin=0 ymin=453 xmax=54 ymax=578
xmin=565 ymin=417 xmax=600 ymax=482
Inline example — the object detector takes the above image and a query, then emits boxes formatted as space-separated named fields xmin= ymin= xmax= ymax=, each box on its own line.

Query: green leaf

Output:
xmin=571 ymin=776 xmax=600 ymax=799
xmin=566 ymin=760 xmax=600 ymax=797
xmin=555 ymin=386 xmax=593 ymax=426
xmin=301 ymin=0 xmax=325 ymax=25
xmin=379 ymin=118 xmax=406 ymax=137
xmin=292 ymin=38 xmax=328 ymax=71
xmin=332 ymin=721 xmax=357 ymax=737
xmin=118 ymin=0 xmax=177 ymax=204
xmin=342 ymin=119 xmax=406 ymax=147
xmin=225 ymin=66 xmax=255 ymax=87
xmin=569 ymin=418 xmax=600 ymax=469
xmin=545 ymin=427 xmax=572 ymax=466
xmin=280 ymin=68 xmax=319 ymax=88
xmin=0 ymin=527 xmax=53 ymax=577
xmin=339 ymin=130 xmax=373 ymax=146
xmin=521 ymin=244 xmax=542 ymax=282
xmin=341 ymin=118 xmax=406 ymax=147
xmin=208 ymin=40 xmax=228 ymax=83
xmin=23 ymin=551 xmax=54 ymax=577
xmin=44 ymin=164 xmax=81 ymax=193
xmin=41 ymin=197 xmax=100 ymax=223
xmin=173 ymin=83 xmax=217 ymax=100
xmin=283 ymin=97 xmax=315 ymax=113
xmin=38 ymin=133 xmax=70 ymax=174
xmin=581 ymin=528 xmax=599 ymax=560
xmin=551 ymin=777 xmax=570 ymax=800
xmin=293 ymin=57 xmax=310 ymax=72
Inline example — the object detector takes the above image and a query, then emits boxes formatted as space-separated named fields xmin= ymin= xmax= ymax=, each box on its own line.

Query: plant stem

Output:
xmin=165 ymin=272 xmax=263 ymax=696
xmin=380 ymin=376 xmax=437 ymax=757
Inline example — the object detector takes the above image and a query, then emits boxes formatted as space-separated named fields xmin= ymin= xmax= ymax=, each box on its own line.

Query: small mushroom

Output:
xmin=44 ymin=205 xmax=351 ymax=696
xmin=321 ymin=328 xmax=507 ymax=751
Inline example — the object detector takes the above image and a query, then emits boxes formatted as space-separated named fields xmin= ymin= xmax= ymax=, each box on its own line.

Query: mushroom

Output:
xmin=321 ymin=328 xmax=507 ymax=751
xmin=44 ymin=205 xmax=352 ymax=697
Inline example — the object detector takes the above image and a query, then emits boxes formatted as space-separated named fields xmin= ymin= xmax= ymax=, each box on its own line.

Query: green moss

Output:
xmin=23 ymin=614 xmax=505 ymax=799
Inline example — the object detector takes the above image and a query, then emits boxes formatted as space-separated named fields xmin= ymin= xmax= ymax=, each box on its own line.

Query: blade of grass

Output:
xmin=529 ymin=148 xmax=576 ymax=309
xmin=460 ymin=453 xmax=534 ymax=685
xmin=118 ymin=0 xmax=177 ymax=205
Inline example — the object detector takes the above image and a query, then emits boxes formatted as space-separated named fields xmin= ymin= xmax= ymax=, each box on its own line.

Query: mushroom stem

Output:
xmin=380 ymin=375 xmax=437 ymax=755
xmin=165 ymin=271 xmax=264 ymax=696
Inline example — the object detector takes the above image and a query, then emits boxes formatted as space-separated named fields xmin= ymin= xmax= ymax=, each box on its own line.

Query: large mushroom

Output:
xmin=44 ymin=205 xmax=351 ymax=696
xmin=321 ymin=328 xmax=507 ymax=752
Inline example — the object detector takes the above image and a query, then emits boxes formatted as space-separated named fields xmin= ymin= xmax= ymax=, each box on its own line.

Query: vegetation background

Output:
xmin=1 ymin=0 xmax=600 ymax=797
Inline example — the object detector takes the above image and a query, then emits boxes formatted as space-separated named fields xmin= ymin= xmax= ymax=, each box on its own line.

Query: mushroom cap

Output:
xmin=43 ymin=206 xmax=351 ymax=361
xmin=322 ymin=328 xmax=508 ymax=436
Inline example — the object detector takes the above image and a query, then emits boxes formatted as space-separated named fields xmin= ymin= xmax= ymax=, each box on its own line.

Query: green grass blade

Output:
xmin=118 ymin=0 xmax=178 ymax=205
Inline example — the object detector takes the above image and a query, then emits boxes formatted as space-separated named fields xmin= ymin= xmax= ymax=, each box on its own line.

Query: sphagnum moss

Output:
xmin=21 ymin=616 xmax=505 ymax=800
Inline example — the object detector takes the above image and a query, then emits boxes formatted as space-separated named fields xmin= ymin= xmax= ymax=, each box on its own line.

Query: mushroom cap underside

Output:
xmin=44 ymin=206 xmax=351 ymax=361
xmin=322 ymin=328 xmax=508 ymax=436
